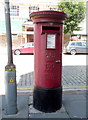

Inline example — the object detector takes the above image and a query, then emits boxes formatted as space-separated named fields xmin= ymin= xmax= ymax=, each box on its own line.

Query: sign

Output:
xmin=47 ymin=34 xmax=56 ymax=49
xmin=9 ymin=78 xmax=14 ymax=83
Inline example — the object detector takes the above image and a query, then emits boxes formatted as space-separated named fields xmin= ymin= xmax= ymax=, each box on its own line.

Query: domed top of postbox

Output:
xmin=30 ymin=10 xmax=67 ymax=23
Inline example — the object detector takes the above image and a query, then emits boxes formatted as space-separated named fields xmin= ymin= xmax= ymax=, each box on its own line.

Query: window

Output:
xmin=82 ymin=42 xmax=86 ymax=46
xmin=82 ymin=42 xmax=88 ymax=47
xmin=27 ymin=43 xmax=34 ymax=47
xmin=70 ymin=42 xmax=75 ymax=46
xmin=86 ymin=42 xmax=88 ymax=47
xmin=12 ymin=34 xmax=18 ymax=40
xmin=10 ymin=5 xmax=19 ymax=16
xmin=29 ymin=6 xmax=39 ymax=14
xmin=32 ymin=43 xmax=34 ymax=47
xmin=20 ymin=45 xmax=24 ymax=48
xmin=27 ymin=43 xmax=31 ymax=47
xmin=76 ymin=42 xmax=82 ymax=46
xmin=49 ymin=7 xmax=57 ymax=11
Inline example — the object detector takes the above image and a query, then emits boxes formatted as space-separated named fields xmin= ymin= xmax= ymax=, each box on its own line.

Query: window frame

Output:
xmin=10 ymin=5 xmax=19 ymax=16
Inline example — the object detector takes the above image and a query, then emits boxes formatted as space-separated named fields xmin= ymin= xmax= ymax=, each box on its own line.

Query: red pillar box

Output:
xmin=30 ymin=11 xmax=67 ymax=112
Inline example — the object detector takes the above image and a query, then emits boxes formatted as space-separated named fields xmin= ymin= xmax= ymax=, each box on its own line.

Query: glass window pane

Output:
xmin=70 ymin=42 xmax=75 ymax=46
xmin=76 ymin=42 xmax=82 ymax=46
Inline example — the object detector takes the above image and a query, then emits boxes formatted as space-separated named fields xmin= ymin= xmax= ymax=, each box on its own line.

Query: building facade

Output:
xmin=0 ymin=0 xmax=59 ymax=47
xmin=0 ymin=0 xmax=86 ymax=47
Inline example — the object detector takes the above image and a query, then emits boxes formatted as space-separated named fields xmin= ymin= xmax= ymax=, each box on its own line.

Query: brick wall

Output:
xmin=0 ymin=35 xmax=6 ymax=47
xmin=0 ymin=34 xmax=25 ymax=47
xmin=12 ymin=34 xmax=25 ymax=47
xmin=0 ymin=34 xmax=70 ymax=47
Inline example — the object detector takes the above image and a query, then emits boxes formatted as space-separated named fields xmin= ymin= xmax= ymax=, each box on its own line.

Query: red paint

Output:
xmin=30 ymin=11 xmax=67 ymax=89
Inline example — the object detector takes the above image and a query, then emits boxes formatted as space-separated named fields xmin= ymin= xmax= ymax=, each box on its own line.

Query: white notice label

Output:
xmin=47 ymin=34 xmax=55 ymax=49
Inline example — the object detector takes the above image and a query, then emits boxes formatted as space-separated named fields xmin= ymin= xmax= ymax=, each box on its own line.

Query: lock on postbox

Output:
xmin=30 ymin=11 xmax=67 ymax=112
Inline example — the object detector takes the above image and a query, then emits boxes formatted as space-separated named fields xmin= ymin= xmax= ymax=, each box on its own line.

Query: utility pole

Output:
xmin=4 ymin=0 xmax=18 ymax=115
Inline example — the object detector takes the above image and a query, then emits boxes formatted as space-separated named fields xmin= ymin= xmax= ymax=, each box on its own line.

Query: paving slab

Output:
xmin=0 ymin=92 xmax=87 ymax=120
xmin=0 ymin=96 xmax=2 ymax=120
xmin=28 ymin=95 xmax=70 ymax=119
xmin=1 ymin=95 xmax=29 ymax=120
xmin=28 ymin=92 xmax=87 ymax=120
xmin=63 ymin=92 xmax=87 ymax=119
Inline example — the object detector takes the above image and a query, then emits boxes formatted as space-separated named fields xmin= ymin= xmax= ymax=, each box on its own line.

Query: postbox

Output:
xmin=30 ymin=11 xmax=67 ymax=112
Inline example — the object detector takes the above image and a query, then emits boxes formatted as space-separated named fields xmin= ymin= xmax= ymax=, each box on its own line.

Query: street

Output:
xmin=62 ymin=53 xmax=86 ymax=66
xmin=0 ymin=51 xmax=86 ymax=95
xmin=0 ymin=52 xmax=87 ymax=119
xmin=0 ymin=1 xmax=87 ymax=118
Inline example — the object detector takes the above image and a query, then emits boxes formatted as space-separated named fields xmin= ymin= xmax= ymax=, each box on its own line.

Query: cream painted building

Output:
xmin=0 ymin=0 xmax=60 ymax=46
xmin=0 ymin=0 xmax=86 ymax=47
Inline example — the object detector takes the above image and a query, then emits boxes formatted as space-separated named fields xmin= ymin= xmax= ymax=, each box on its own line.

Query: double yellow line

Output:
xmin=17 ymin=86 xmax=88 ymax=93
xmin=17 ymin=88 xmax=33 ymax=93
xmin=63 ymin=86 xmax=88 ymax=91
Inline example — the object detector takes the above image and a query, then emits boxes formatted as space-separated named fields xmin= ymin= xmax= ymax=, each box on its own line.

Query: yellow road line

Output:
xmin=63 ymin=86 xmax=88 ymax=88
xmin=17 ymin=86 xmax=88 ymax=92
xmin=17 ymin=90 xmax=33 ymax=92
xmin=63 ymin=88 xmax=88 ymax=91
xmin=17 ymin=89 xmax=87 ymax=92
xmin=17 ymin=88 xmax=33 ymax=89
xmin=17 ymin=86 xmax=88 ymax=89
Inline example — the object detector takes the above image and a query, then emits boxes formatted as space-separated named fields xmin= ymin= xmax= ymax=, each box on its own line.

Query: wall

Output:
xmin=0 ymin=34 xmax=25 ymax=47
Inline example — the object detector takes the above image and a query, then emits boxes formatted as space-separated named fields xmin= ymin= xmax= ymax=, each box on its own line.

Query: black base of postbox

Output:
xmin=33 ymin=86 xmax=62 ymax=113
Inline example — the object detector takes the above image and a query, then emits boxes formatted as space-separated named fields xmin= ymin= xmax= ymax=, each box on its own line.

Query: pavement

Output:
xmin=0 ymin=64 xmax=87 ymax=120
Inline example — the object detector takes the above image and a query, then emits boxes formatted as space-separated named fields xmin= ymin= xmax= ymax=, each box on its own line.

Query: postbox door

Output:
xmin=44 ymin=33 xmax=62 ymax=88
xmin=34 ymin=25 xmax=62 ymax=89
